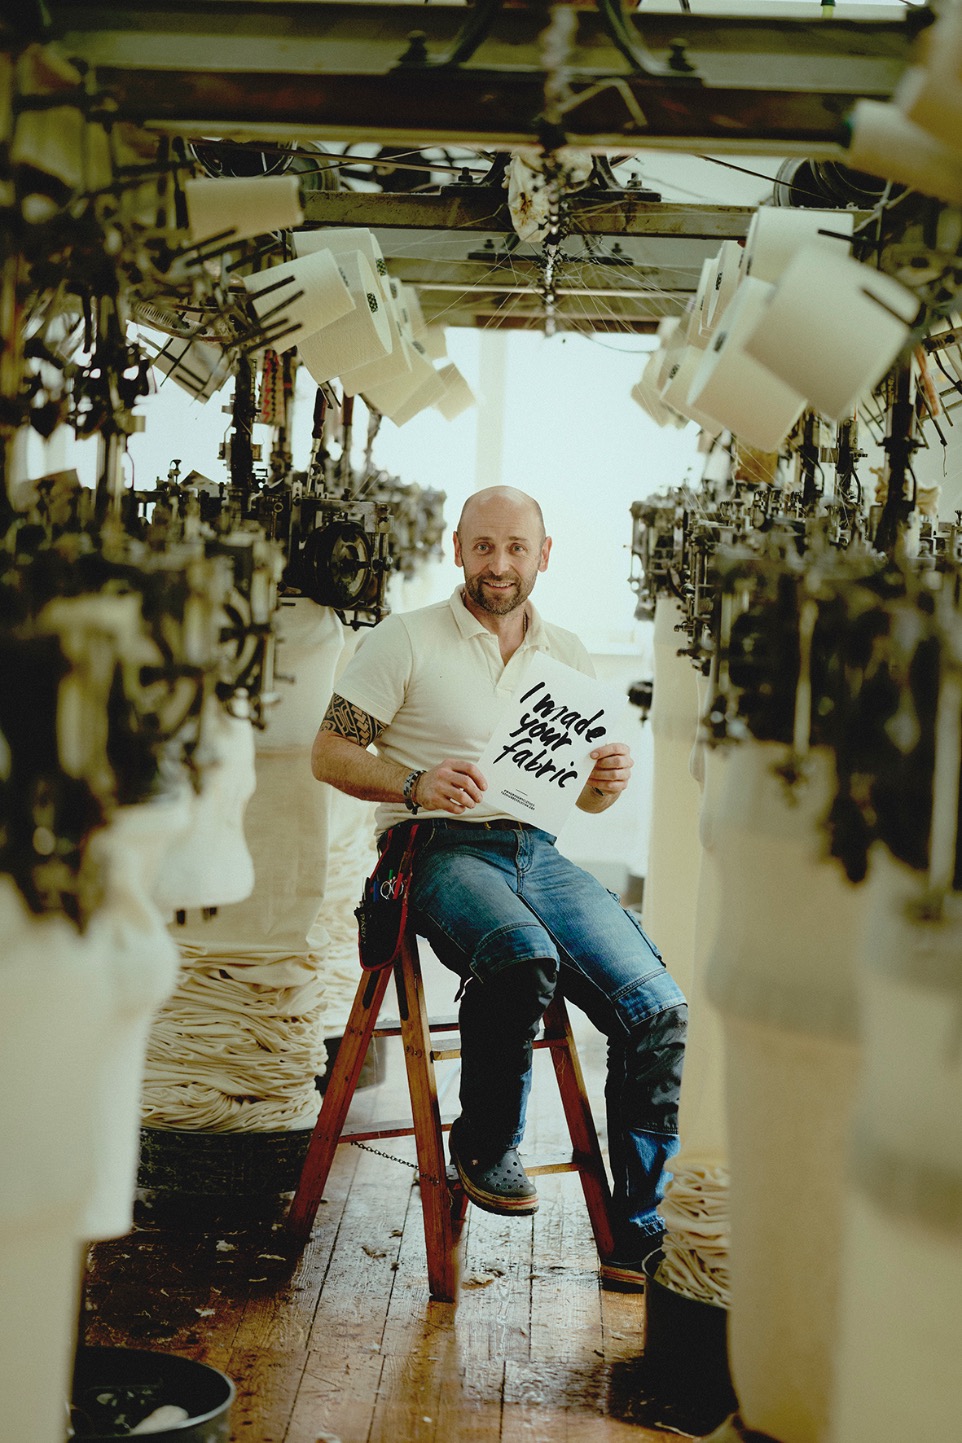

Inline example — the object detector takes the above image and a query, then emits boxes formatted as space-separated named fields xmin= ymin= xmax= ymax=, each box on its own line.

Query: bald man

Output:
xmin=312 ymin=487 xmax=686 ymax=1290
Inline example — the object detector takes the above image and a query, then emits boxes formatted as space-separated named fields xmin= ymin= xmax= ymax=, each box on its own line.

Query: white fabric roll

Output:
xmin=641 ymin=599 xmax=702 ymax=1007
xmin=297 ymin=251 xmax=392 ymax=383
xmin=259 ymin=598 xmax=343 ymax=751
xmin=184 ymin=175 xmax=303 ymax=245
xmin=745 ymin=207 xmax=853 ymax=285
xmin=742 ymin=246 xmax=920 ymax=422
xmin=242 ymin=248 xmax=355 ymax=352
xmin=152 ymin=702 xmax=257 ymax=914
xmin=689 ymin=276 xmax=807 ymax=453
xmin=80 ymin=796 xmax=192 ymax=1239
xmin=704 ymin=742 xmax=868 ymax=1443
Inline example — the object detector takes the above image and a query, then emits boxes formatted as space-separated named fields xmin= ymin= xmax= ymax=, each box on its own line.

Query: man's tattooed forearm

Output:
xmin=320 ymin=693 xmax=383 ymax=747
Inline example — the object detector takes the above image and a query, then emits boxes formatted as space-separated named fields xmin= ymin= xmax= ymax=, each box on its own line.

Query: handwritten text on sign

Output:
xmin=477 ymin=652 xmax=620 ymax=834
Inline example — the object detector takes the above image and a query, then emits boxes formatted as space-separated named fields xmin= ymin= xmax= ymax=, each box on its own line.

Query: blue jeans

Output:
xmin=407 ymin=818 xmax=687 ymax=1260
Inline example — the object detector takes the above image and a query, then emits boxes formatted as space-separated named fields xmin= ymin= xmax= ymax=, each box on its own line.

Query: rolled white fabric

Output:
xmin=152 ymin=701 xmax=257 ymax=914
xmin=829 ymin=859 xmax=962 ymax=1443
xmin=184 ymin=175 xmax=303 ymax=245
xmin=242 ymin=249 xmax=355 ymax=352
xmin=704 ymin=743 xmax=868 ymax=1443
xmin=742 ymin=246 xmax=920 ymax=421
xmin=297 ymin=251 xmax=392 ymax=382
xmin=641 ymin=599 xmax=702 ymax=1007
xmin=689 ymin=276 xmax=807 ymax=452
xmin=80 ymin=796 xmax=193 ymax=1239
xmin=847 ymin=98 xmax=962 ymax=206
xmin=745 ymin=207 xmax=853 ymax=285
xmin=0 ymin=878 xmax=112 ymax=1443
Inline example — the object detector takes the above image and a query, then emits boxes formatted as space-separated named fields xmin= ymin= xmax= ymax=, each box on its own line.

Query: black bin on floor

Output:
xmin=71 ymin=1346 xmax=235 ymax=1441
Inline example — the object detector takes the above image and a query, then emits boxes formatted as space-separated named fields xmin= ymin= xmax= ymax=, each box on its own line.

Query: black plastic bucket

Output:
xmin=71 ymin=1347 xmax=234 ymax=1442
xmin=643 ymin=1249 xmax=737 ymax=1411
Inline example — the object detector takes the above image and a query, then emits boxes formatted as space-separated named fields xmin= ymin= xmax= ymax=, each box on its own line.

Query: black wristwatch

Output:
xmin=403 ymin=769 xmax=425 ymax=814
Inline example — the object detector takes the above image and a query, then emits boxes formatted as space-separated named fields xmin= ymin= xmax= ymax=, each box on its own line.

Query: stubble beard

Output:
xmin=466 ymin=573 xmax=531 ymax=617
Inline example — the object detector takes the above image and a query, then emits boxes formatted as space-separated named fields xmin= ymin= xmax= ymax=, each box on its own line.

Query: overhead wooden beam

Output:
xmin=50 ymin=2 xmax=913 ymax=152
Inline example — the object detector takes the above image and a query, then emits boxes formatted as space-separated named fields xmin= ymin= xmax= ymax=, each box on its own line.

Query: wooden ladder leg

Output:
xmin=542 ymin=995 xmax=617 ymax=1262
xmin=287 ymin=965 xmax=393 ymax=1243
xmin=395 ymin=933 xmax=461 ymax=1304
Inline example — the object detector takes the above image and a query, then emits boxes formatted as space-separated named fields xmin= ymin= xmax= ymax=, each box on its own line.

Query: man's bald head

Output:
xmin=456 ymin=487 xmax=546 ymax=545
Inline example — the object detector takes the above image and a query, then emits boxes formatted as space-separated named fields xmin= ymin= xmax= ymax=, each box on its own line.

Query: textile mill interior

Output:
xmin=3 ymin=1 xmax=962 ymax=1441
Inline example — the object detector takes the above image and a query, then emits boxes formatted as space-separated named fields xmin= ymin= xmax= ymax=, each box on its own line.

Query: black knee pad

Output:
xmin=462 ymin=955 xmax=559 ymax=1036
xmin=619 ymin=1003 xmax=688 ymax=1129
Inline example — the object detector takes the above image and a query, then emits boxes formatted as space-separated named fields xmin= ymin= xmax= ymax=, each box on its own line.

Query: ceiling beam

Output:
xmin=49 ymin=2 xmax=913 ymax=152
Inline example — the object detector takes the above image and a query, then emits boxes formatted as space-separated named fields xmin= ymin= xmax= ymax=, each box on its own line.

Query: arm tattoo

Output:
xmin=320 ymin=693 xmax=384 ymax=747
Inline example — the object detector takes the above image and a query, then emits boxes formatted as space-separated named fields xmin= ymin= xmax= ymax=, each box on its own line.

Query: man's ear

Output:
xmin=539 ymin=535 xmax=553 ymax=573
xmin=452 ymin=529 xmax=463 ymax=565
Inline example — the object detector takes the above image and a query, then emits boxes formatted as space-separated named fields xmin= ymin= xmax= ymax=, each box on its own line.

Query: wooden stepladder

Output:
xmin=288 ymin=927 xmax=616 ymax=1304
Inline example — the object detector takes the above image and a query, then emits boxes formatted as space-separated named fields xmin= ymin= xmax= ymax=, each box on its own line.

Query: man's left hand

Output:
xmin=585 ymin=742 xmax=633 ymax=801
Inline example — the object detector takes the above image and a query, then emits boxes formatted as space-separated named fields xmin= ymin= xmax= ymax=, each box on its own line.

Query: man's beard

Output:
xmin=465 ymin=573 xmax=531 ymax=616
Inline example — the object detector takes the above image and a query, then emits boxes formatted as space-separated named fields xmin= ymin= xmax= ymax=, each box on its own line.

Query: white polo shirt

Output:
xmin=335 ymin=586 xmax=594 ymax=833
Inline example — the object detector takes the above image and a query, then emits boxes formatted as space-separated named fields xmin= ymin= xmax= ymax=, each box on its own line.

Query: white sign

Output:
xmin=476 ymin=652 xmax=620 ymax=835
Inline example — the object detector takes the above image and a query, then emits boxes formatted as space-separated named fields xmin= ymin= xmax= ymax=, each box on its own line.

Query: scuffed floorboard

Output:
xmin=85 ymin=979 xmax=728 ymax=1443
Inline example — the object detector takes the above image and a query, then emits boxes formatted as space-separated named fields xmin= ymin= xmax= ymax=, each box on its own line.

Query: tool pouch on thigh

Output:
xmin=355 ymin=822 xmax=421 ymax=971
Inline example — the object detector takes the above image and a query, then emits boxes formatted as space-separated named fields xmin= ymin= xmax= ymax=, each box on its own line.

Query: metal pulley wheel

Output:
xmin=300 ymin=520 xmax=376 ymax=608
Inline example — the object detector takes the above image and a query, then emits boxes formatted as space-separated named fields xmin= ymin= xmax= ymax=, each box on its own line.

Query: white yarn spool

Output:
xmin=745 ymin=207 xmax=854 ymax=286
xmin=433 ymin=362 xmax=476 ymax=420
xmin=292 ymin=226 xmax=391 ymax=297
xmin=689 ymin=277 xmax=807 ymax=452
xmin=242 ymin=248 xmax=355 ymax=352
xmin=141 ymin=334 xmax=230 ymax=401
xmin=895 ymin=64 xmax=962 ymax=155
xmin=847 ymin=98 xmax=962 ymax=206
xmin=659 ymin=345 xmax=724 ymax=437
xmin=631 ymin=352 xmax=687 ymax=429
xmin=296 ymin=250 xmax=392 ymax=383
xmin=705 ymin=239 xmax=744 ymax=332
xmin=362 ymin=338 xmax=444 ymax=423
xmin=420 ymin=325 xmax=448 ymax=361
xmin=184 ymin=175 xmax=303 ymax=245
xmin=742 ymin=246 xmax=920 ymax=420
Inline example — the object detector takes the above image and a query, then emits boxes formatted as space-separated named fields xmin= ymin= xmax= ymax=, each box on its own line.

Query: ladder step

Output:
xmin=341 ymin=1113 xmax=457 ymax=1143
xmin=523 ymin=1150 xmax=598 ymax=1177
xmin=373 ymin=1014 xmax=459 ymax=1038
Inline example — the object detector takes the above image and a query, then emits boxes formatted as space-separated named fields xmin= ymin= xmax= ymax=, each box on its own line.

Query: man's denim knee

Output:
xmin=616 ymin=1001 xmax=688 ymax=1135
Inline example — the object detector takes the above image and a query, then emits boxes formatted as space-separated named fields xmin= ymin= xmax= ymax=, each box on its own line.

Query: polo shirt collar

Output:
xmin=448 ymin=586 xmax=550 ymax=650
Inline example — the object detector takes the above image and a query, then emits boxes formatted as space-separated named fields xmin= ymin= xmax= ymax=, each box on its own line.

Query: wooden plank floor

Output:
xmin=83 ymin=954 xmax=729 ymax=1443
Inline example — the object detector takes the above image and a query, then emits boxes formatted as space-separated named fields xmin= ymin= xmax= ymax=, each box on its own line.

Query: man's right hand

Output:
xmin=416 ymin=760 xmax=487 ymax=814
